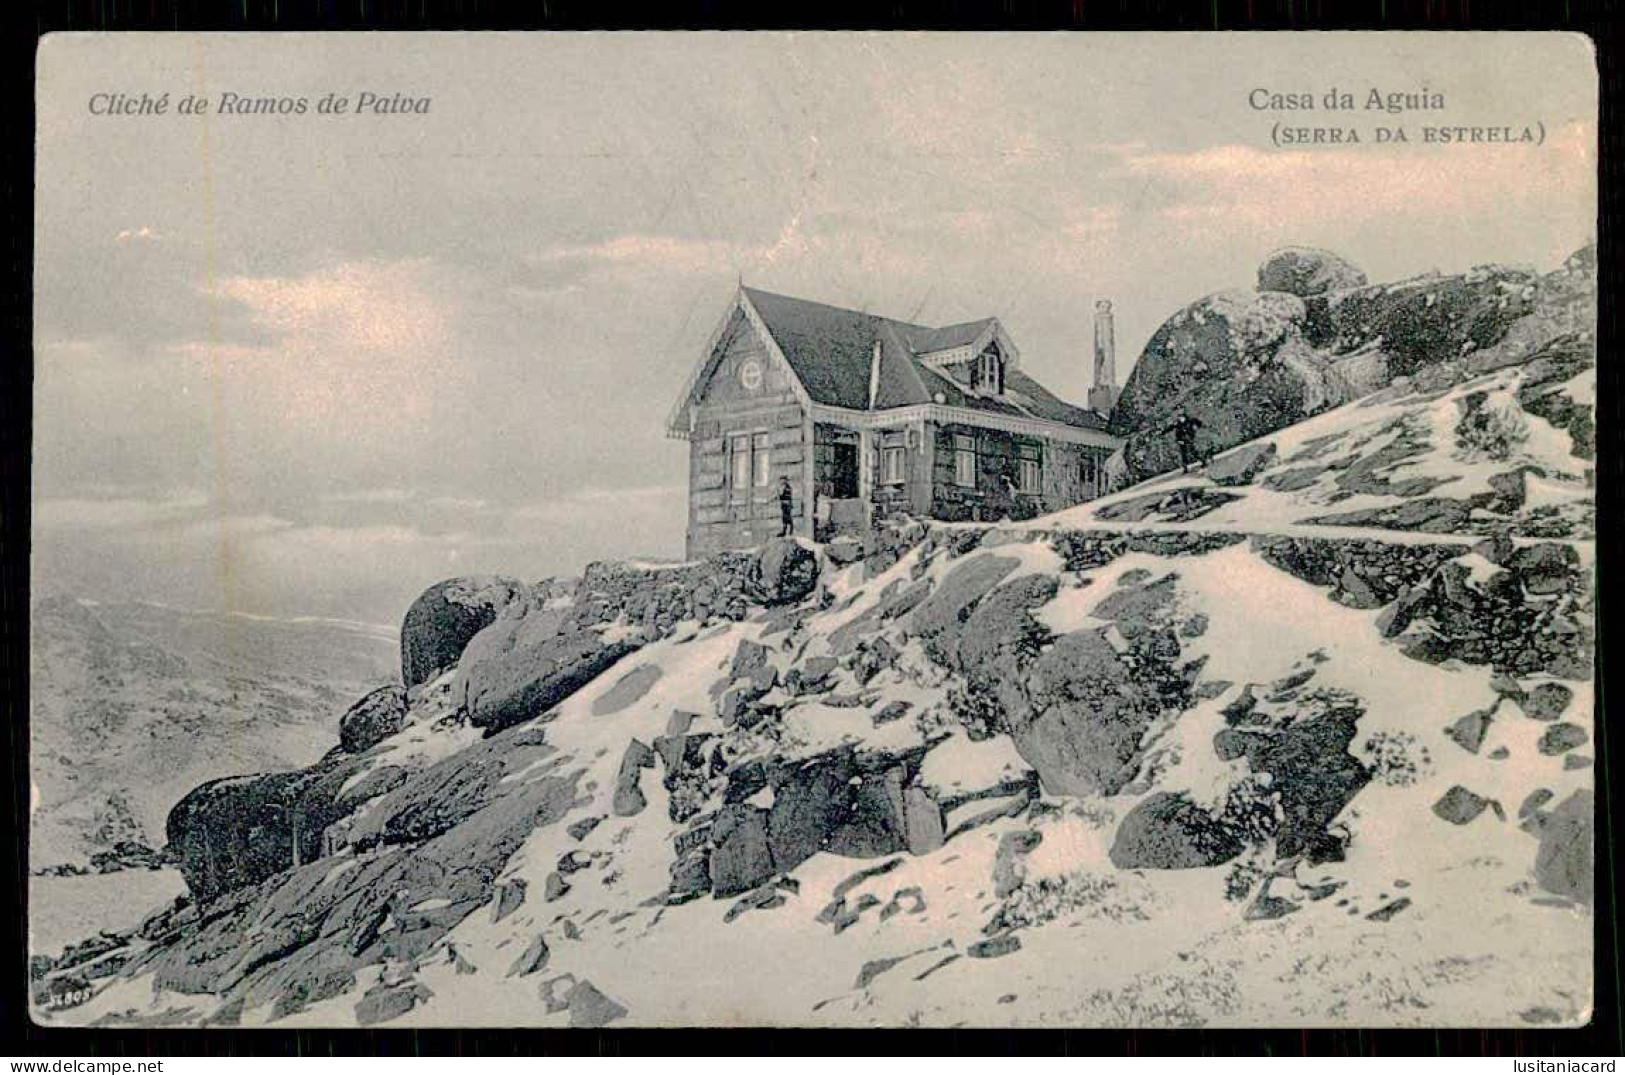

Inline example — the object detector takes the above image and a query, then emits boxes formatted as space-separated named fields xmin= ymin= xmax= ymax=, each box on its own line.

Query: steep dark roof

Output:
xmin=741 ymin=286 xmax=1109 ymax=433
xmin=742 ymin=288 xmax=891 ymax=410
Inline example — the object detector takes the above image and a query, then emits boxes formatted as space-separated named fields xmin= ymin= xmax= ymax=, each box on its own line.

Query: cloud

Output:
xmin=33 ymin=489 xmax=208 ymax=531
xmin=207 ymin=259 xmax=452 ymax=356
xmin=320 ymin=487 xmax=414 ymax=505
xmin=174 ymin=257 xmax=469 ymax=433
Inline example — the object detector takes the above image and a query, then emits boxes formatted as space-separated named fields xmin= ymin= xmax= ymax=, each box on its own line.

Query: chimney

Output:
xmin=1087 ymin=298 xmax=1120 ymax=413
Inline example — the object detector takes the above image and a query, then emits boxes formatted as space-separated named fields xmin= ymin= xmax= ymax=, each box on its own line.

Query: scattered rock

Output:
xmin=1537 ymin=723 xmax=1588 ymax=756
xmin=872 ymin=700 xmax=913 ymax=726
xmin=968 ymin=934 xmax=1021 ymax=959
xmin=545 ymin=872 xmax=571 ymax=902
xmin=613 ymin=739 xmax=656 ymax=817
xmin=566 ymin=816 xmax=604 ymax=842
xmin=752 ymin=540 xmax=820 ymax=606
xmin=1365 ymin=897 xmax=1412 ymax=922
xmin=1444 ymin=707 xmax=1495 ymax=754
xmin=881 ymin=887 xmax=927 ymax=921
xmin=591 ymin=664 xmax=663 ymax=716
xmin=1206 ymin=442 xmax=1278 ymax=487
xmin=566 ymin=980 xmax=628 ymax=1028
xmin=826 ymin=536 xmax=865 ymax=565
xmin=507 ymin=934 xmax=551 ymax=978
xmin=490 ymin=878 xmax=527 ymax=923
xmin=723 ymin=884 xmax=787 ymax=923
xmin=1110 ymin=793 xmax=1244 ymax=869
xmin=1433 ymin=785 xmax=1494 ymax=825
xmin=1519 ymin=789 xmax=1555 ymax=821
xmin=992 ymin=830 xmax=1042 ymax=898
xmin=355 ymin=980 xmax=430 ymax=1026
xmin=1519 ymin=683 xmax=1574 ymax=721
xmin=539 ymin=975 xmax=576 ymax=1014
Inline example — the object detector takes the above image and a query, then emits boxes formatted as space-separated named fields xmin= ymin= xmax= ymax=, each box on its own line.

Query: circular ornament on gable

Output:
xmin=739 ymin=359 xmax=763 ymax=392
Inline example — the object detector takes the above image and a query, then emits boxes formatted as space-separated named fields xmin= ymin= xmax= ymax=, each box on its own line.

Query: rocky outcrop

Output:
xmin=164 ymin=542 xmax=830 ymax=910
xmin=166 ymin=757 xmax=370 ymax=903
xmin=1306 ymin=265 xmax=1536 ymax=373
xmin=658 ymin=742 xmax=945 ymax=902
xmin=140 ymin=729 xmax=583 ymax=1021
xmin=1253 ymin=534 xmax=1592 ymax=680
xmin=1212 ymin=691 xmax=1370 ymax=862
xmin=400 ymin=577 xmax=525 ymax=688
xmin=1257 ymin=247 xmax=1368 ymax=298
xmin=1110 ymin=253 xmax=1552 ymax=483
xmin=460 ymin=623 xmax=639 ymax=735
xmin=338 ymin=685 xmax=408 ymax=754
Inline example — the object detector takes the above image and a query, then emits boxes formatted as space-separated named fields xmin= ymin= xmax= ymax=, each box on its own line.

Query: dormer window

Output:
xmin=974 ymin=342 xmax=1005 ymax=395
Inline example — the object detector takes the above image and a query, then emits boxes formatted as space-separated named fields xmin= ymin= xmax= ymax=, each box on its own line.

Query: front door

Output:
xmin=830 ymin=442 xmax=859 ymax=499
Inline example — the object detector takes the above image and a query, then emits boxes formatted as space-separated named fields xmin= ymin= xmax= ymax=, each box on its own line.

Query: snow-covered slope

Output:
xmin=33 ymin=259 xmax=1595 ymax=1030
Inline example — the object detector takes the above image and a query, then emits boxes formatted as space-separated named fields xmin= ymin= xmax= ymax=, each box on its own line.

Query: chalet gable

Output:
xmin=666 ymin=289 xmax=811 ymax=439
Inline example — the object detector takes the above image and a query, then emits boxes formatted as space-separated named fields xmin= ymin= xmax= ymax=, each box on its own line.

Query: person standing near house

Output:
xmin=777 ymin=475 xmax=795 ymax=537
xmin=1169 ymin=414 xmax=1205 ymax=473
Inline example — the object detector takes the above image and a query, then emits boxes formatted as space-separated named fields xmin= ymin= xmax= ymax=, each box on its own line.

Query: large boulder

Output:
xmin=144 ymin=727 xmax=583 ymax=1014
xmin=1110 ymin=290 xmax=1327 ymax=482
xmin=166 ymin=755 xmax=369 ymax=903
xmin=1009 ymin=628 xmax=1162 ymax=796
xmin=457 ymin=607 xmax=640 ymax=734
xmin=400 ymin=577 xmax=525 ymax=688
xmin=1257 ymin=247 xmax=1367 ymax=298
xmin=751 ymin=539 xmax=819 ymax=606
xmin=338 ymin=685 xmax=409 ymax=754
xmin=904 ymin=553 xmax=1022 ymax=664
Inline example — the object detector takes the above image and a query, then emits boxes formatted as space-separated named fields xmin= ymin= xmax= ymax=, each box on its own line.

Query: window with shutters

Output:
xmin=975 ymin=342 xmax=1005 ymax=395
xmin=880 ymin=432 xmax=906 ymax=485
xmin=753 ymin=433 xmax=770 ymax=487
xmin=1017 ymin=442 xmax=1041 ymax=494
xmin=953 ymin=433 xmax=977 ymax=487
xmin=729 ymin=434 xmax=750 ymax=500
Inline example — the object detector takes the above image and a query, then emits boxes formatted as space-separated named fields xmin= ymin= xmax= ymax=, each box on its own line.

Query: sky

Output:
xmin=33 ymin=32 xmax=1596 ymax=627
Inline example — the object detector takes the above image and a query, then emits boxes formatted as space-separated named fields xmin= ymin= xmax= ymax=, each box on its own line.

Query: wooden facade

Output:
xmin=684 ymin=309 xmax=814 ymax=557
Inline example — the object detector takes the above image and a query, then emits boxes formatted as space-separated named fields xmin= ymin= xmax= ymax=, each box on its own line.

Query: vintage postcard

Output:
xmin=30 ymin=32 xmax=1597 ymax=1028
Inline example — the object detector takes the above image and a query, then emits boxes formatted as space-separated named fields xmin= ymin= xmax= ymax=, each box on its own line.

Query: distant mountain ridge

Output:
xmin=29 ymin=595 xmax=399 ymax=870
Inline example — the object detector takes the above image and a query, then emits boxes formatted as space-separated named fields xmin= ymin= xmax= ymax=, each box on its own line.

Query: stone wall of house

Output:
xmin=923 ymin=423 xmax=1105 ymax=523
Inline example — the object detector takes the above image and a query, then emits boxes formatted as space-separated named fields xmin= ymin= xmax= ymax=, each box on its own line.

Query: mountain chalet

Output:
xmin=668 ymin=286 xmax=1125 ymax=558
